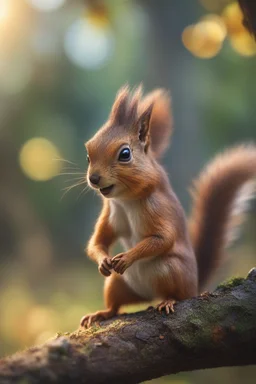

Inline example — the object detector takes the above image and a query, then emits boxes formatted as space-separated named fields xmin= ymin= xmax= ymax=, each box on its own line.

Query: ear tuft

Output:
xmin=109 ymin=84 xmax=143 ymax=127
xmin=138 ymin=103 xmax=153 ymax=151
xmin=139 ymin=89 xmax=172 ymax=158
xmin=108 ymin=85 xmax=172 ymax=157
xmin=109 ymin=85 xmax=130 ymax=125
xmin=126 ymin=84 xmax=143 ymax=124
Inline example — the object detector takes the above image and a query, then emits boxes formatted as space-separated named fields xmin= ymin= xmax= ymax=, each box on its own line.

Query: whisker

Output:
xmin=77 ymin=185 xmax=90 ymax=201
xmin=53 ymin=158 xmax=78 ymax=167
xmin=60 ymin=180 xmax=87 ymax=200
xmin=62 ymin=181 xmax=86 ymax=192
xmin=56 ymin=172 xmax=85 ymax=177
xmin=64 ymin=177 xmax=86 ymax=184
xmin=62 ymin=166 xmax=80 ymax=172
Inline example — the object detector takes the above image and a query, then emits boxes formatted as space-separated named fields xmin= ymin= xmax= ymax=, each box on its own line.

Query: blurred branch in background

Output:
xmin=238 ymin=0 xmax=256 ymax=37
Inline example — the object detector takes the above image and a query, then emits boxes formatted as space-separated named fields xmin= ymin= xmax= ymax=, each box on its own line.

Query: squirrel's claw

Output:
xmin=98 ymin=257 xmax=112 ymax=277
xmin=112 ymin=253 xmax=131 ymax=274
xmin=80 ymin=309 xmax=116 ymax=328
xmin=80 ymin=314 xmax=95 ymax=328
xmin=156 ymin=300 xmax=176 ymax=315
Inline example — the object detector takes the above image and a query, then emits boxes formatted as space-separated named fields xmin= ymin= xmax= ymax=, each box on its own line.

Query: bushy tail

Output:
xmin=189 ymin=144 xmax=256 ymax=291
xmin=139 ymin=89 xmax=172 ymax=158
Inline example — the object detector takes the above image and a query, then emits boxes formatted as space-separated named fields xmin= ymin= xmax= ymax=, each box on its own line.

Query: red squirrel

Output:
xmin=80 ymin=85 xmax=256 ymax=328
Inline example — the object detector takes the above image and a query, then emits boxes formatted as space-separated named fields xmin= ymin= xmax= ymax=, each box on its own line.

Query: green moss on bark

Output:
xmin=217 ymin=276 xmax=244 ymax=291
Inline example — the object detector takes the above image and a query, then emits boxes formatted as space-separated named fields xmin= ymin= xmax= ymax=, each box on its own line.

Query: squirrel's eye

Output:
xmin=118 ymin=147 xmax=131 ymax=162
xmin=87 ymin=155 xmax=90 ymax=163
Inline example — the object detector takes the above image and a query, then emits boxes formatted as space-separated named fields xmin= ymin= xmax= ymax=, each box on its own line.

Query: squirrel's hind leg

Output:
xmin=80 ymin=273 xmax=143 ymax=328
xmin=153 ymin=254 xmax=197 ymax=315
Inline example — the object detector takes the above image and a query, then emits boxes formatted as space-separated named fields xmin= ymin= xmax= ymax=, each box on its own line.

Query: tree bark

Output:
xmin=1 ymin=269 xmax=256 ymax=384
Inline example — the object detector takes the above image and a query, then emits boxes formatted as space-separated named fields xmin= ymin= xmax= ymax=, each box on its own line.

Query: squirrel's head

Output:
xmin=85 ymin=85 xmax=171 ymax=199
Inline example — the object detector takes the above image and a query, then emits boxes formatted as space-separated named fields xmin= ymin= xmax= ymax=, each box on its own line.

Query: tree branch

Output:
xmin=238 ymin=0 xmax=256 ymax=37
xmin=1 ymin=269 xmax=256 ymax=384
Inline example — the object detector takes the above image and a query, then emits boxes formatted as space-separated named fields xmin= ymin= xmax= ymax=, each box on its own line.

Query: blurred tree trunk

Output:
xmin=138 ymin=0 xmax=204 ymax=209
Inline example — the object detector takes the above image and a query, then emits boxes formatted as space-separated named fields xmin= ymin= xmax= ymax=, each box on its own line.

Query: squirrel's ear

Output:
xmin=109 ymin=85 xmax=129 ymax=125
xmin=137 ymin=103 xmax=153 ymax=151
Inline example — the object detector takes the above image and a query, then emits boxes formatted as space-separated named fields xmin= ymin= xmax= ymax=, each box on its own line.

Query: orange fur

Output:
xmin=189 ymin=144 xmax=256 ymax=290
xmin=139 ymin=89 xmax=172 ymax=158
xmin=104 ymin=273 xmax=144 ymax=310
xmin=80 ymin=85 xmax=256 ymax=328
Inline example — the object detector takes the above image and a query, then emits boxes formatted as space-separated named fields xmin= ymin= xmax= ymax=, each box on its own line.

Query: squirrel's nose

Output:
xmin=89 ymin=174 xmax=101 ymax=185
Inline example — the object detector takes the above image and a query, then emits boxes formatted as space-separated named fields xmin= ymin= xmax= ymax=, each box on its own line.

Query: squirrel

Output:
xmin=80 ymin=85 xmax=256 ymax=328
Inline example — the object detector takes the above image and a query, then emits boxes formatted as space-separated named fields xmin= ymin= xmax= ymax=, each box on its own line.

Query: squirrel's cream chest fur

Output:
xmin=109 ymin=199 xmax=172 ymax=300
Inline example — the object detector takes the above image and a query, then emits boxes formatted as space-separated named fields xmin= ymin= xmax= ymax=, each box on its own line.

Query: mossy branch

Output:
xmin=1 ymin=269 xmax=256 ymax=384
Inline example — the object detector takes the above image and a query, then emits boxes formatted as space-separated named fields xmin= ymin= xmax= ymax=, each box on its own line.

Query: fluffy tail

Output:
xmin=189 ymin=144 xmax=256 ymax=291
xmin=139 ymin=90 xmax=172 ymax=158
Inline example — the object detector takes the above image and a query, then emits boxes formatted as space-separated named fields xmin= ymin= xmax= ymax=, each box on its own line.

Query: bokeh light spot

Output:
xmin=222 ymin=2 xmax=256 ymax=56
xmin=64 ymin=18 xmax=115 ymax=70
xmin=26 ymin=0 xmax=65 ymax=12
xmin=222 ymin=2 xmax=245 ymax=36
xmin=0 ymin=0 xmax=9 ymax=21
xmin=201 ymin=14 xmax=227 ymax=39
xmin=182 ymin=19 xmax=225 ymax=59
xmin=19 ymin=138 xmax=62 ymax=181
xmin=86 ymin=5 xmax=109 ymax=28
xmin=229 ymin=32 xmax=256 ymax=56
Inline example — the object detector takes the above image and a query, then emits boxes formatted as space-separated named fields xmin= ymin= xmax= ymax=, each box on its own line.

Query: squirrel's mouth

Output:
xmin=100 ymin=185 xmax=114 ymax=196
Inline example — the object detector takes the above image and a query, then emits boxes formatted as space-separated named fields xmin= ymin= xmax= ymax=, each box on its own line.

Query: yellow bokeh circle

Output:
xmin=182 ymin=19 xmax=225 ymax=59
xmin=222 ymin=2 xmax=244 ymax=36
xmin=19 ymin=138 xmax=61 ymax=181
xmin=229 ymin=32 xmax=256 ymax=56
xmin=222 ymin=2 xmax=256 ymax=57
xmin=201 ymin=14 xmax=227 ymax=39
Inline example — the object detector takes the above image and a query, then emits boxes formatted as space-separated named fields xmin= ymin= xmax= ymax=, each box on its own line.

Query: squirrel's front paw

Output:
xmin=112 ymin=253 xmax=132 ymax=274
xmin=98 ymin=257 xmax=112 ymax=276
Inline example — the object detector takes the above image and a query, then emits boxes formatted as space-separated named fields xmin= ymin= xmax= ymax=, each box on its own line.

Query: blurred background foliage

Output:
xmin=0 ymin=0 xmax=255 ymax=383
